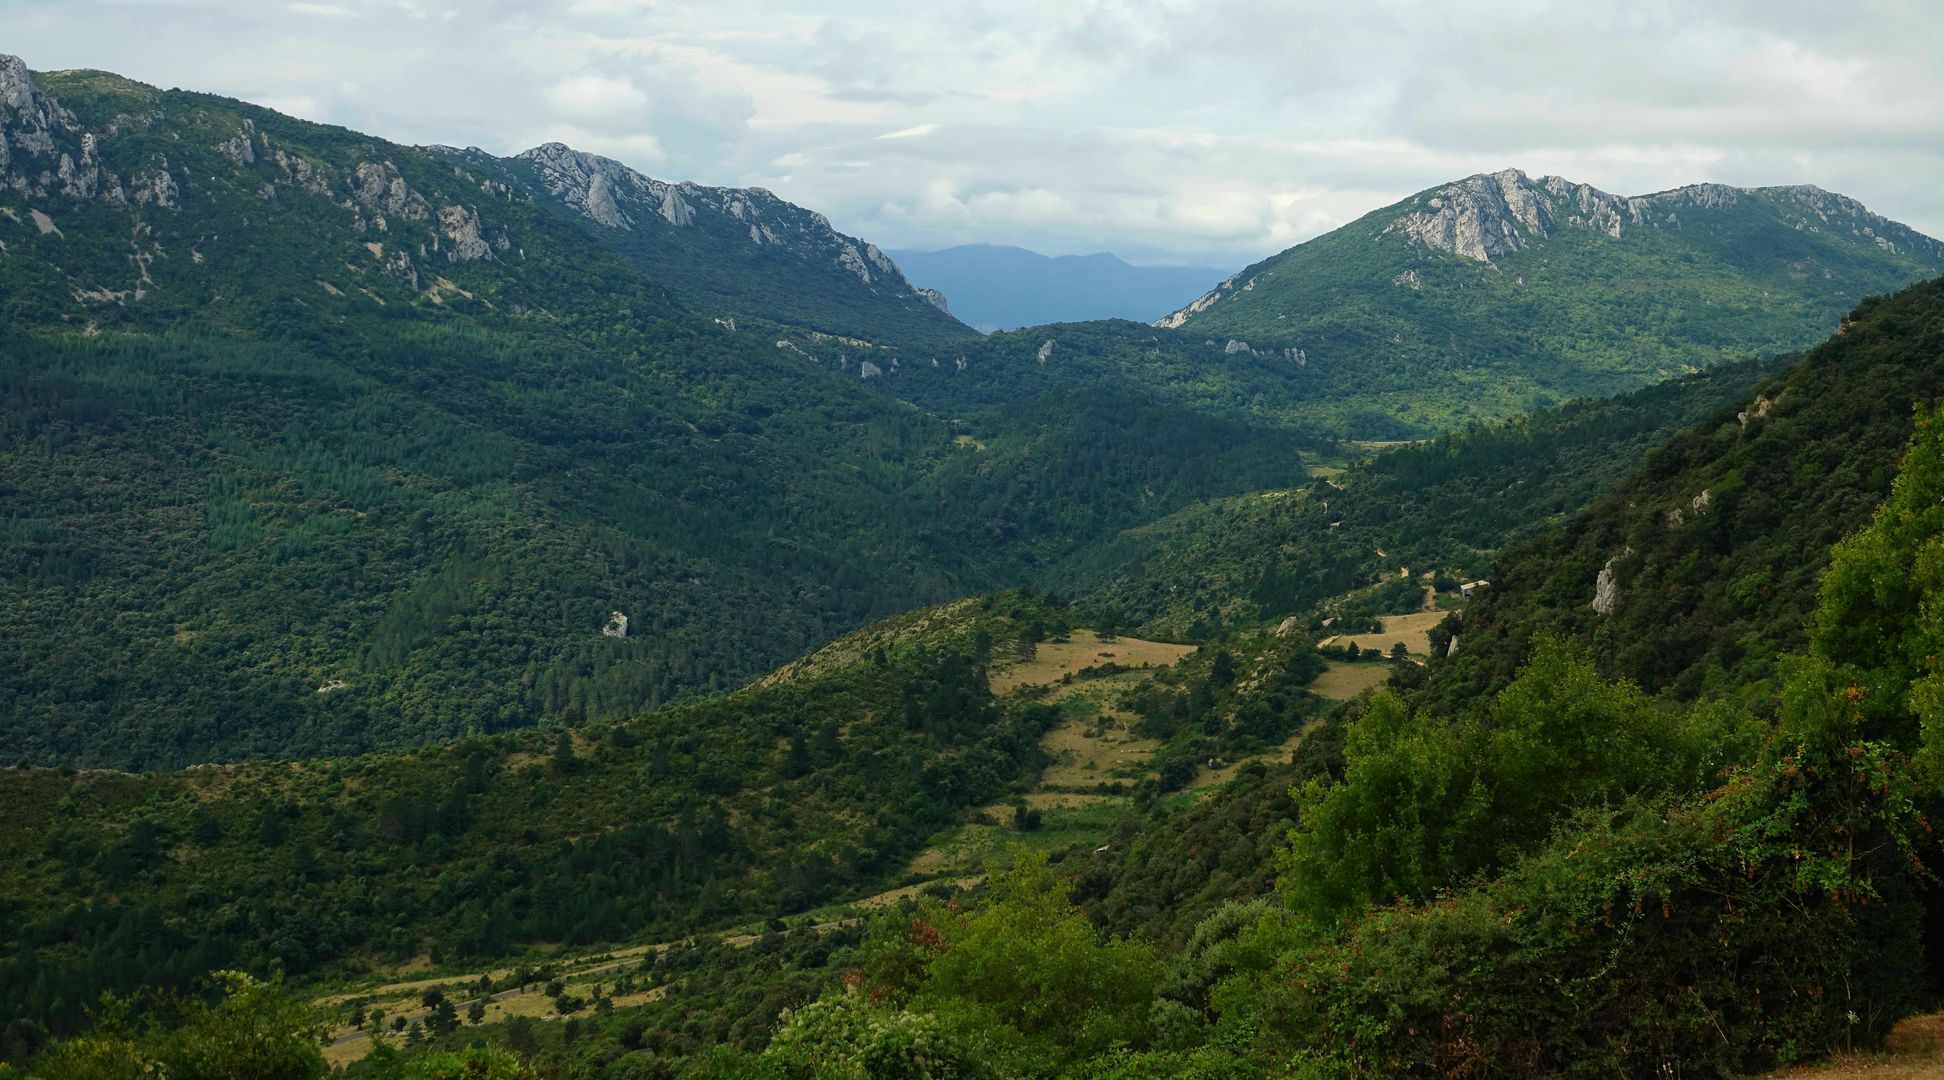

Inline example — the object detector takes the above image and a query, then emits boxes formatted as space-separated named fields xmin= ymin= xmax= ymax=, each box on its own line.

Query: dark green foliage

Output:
xmin=1163 ymin=173 xmax=1942 ymax=435
xmin=1279 ymin=639 xmax=1758 ymax=928
xmin=1069 ymin=357 xmax=1776 ymax=637
xmin=0 ymin=595 xmax=1063 ymax=1048
xmin=1425 ymin=278 xmax=1944 ymax=711
xmin=21 ymin=971 xmax=324 ymax=1079
xmin=1071 ymin=719 xmax=1346 ymax=948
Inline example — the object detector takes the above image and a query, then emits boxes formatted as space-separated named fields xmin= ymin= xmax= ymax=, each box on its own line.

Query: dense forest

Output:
xmin=1156 ymin=169 xmax=1943 ymax=434
xmin=8 ymin=48 xmax=1944 ymax=1080
xmin=1063 ymin=354 xmax=1784 ymax=637
xmin=1424 ymin=276 xmax=1944 ymax=708
xmin=0 ymin=59 xmax=1327 ymax=768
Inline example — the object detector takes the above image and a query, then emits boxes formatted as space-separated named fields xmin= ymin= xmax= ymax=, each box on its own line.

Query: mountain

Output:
xmin=1064 ymin=283 xmax=1944 ymax=939
xmin=1421 ymin=275 xmax=1944 ymax=709
xmin=887 ymin=244 xmax=1230 ymax=332
xmin=9 ymin=50 xmax=1944 ymax=1076
xmin=0 ymin=56 xmax=967 ymax=347
xmin=1151 ymin=167 xmax=1944 ymax=432
xmin=1064 ymin=354 xmax=1784 ymax=638
xmin=0 ymin=57 xmax=1307 ymax=768
xmin=0 ymin=591 xmax=1074 ymax=1049
xmin=515 ymin=143 xmax=968 ymax=344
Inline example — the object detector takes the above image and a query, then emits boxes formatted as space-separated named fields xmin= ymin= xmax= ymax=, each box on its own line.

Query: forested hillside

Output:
xmin=0 ymin=58 xmax=1314 ymax=767
xmin=1063 ymin=355 xmax=1780 ymax=637
xmin=9 ymin=43 xmax=1944 ymax=1080
xmin=1152 ymin=168 xmax=1943 ymax=433
xmin=1423 ymin=276 xmax=1944 ymax=709
xmin=0 ymin=593 xmax=1066 ymax=1056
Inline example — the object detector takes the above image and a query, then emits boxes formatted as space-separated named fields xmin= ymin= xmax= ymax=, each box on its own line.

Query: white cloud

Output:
xmin=6 ymin=0 xmax=1943 ymax=265
xmin=544 ymin=74 xmax=650 ymax=126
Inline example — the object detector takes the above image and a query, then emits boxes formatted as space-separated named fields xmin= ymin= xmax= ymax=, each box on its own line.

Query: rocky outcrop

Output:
xmin=1155 ymin=272 xmax=1240 ymax=329
xmin=1382 ymin=168 xmax=1646 ymax=262
xmin=603 ymin=612 xmax=629 ymax=639
xmin=1036 ymin=339 xmax=1055 ymax=364
xmin=1379 ymin=169 xmax=1944 ymax=268
xmin=917 ymin=287 xmax=950 ymax=314
xmin=351 ymin=161 xmax=428 ymax=223
xmin=1 ymin=54 xmax=114 ymax=201
xmin=515 ymin=141 xmax=942 ymax=304
xmin=216 ymin=121 xmax=257 ymax=166
xmin=132 ymin=158 xmax=179 ymax=210
xmin=436 ymin=204 xmax=492 ymax=262
xmin=1592 ymin=556 xmax=1621 ymax=617
xmin=659 ymin=183 xmax=694 ymax=227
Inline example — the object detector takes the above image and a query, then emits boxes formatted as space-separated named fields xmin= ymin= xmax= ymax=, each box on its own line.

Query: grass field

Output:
xmin=1309 ymin=659 xmax=1395 ymax=700
xmin=1320 ymin=610 xmax=1449 ymax=658
xmin=988 ymin=631 xmax=1196 ymax=694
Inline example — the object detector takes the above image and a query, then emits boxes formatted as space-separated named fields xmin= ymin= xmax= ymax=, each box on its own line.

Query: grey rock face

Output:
xmin=1382 ymin=169 xmax=1944 ymax=268
xmin=436 ymin=204 xmax=492 ymax=262
xmin=351 ymin=161 xmax=427 ymax=222
xmin=133 ymin=158 xmax=180 ymax=210
xmin=1379 ymin=168 xmax=1634 ymax=261
xmin=216 ymin=121 xmax=257 ymax=166
xmin=1 ymin=54 xmax=113 ymax=200
xmin=1592 ymin=556 xmax=1621 ymax=616
xmin=659 ymin=183 xmax=694 ymax=227
xmin=1155 ymin=272 xmax=1239 ymax=329
xmin=515 ymin=141 xmax=938 ymax=303
xmin=917 ymin=287 xmax=950 ymax=314
xmin=837 ymin=243 xmax=873 ymax=283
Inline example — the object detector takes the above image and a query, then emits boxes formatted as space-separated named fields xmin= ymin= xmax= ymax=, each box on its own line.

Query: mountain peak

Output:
xmin=514 ymin=140 xmax=937 ymax=301
xmin=1372 ymin=170 xmax=1940 ymax=266
xmin=1 ymin=53 xmax=120 ymax=202
xmin=1380 ymin=168 xmax=1637 ymax=261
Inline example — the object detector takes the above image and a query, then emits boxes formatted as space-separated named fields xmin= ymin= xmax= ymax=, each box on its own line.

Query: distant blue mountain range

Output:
xmin=887 ymin=244 xmax=1232 ymax=332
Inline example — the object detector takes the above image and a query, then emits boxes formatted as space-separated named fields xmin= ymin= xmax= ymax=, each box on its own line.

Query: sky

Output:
xmin=9 ymin=0 xmax=1943 ymax=268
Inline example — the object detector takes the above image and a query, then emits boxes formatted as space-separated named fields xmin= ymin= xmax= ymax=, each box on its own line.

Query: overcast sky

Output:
xmin=10 ymin=0 xmax=1943 ymax=267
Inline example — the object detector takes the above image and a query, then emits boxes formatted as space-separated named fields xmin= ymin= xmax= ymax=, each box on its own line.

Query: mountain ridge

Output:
xmin=1162 ymin=166 xmax=1943 ymax=329
xmin=0 ymin=54 xmax=970 ymax=345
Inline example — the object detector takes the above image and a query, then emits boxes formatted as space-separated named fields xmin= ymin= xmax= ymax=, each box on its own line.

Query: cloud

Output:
xmin=544 ymin=74 xmax=651 ymax=127
xmin=6 ymin=0 xmax=1943 ymax=265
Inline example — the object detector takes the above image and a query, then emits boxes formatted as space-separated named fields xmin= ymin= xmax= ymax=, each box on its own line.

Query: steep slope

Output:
xmin=0 ymin=56 xmax=966 ymax=346
xmin=1065 ymin=355 xmax=1783 ymax=637
xmin=514 ymin=143 xmax=968 ymax=344
xmin=0 ymin=593 xmax=1072 ymax=1054
xmin=888 ymin=244 xmax=1230 ymax=331
xmin=1422 ymin=276 xmax=1944 ymax=708
xmin=1156 ymin=168 xmax=1943 ymax=433
xmin=0 ymin=58 xmax=1306 ymax=768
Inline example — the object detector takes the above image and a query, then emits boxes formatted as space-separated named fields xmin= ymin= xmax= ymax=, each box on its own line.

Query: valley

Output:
xmin=3 ymin=35 xmax=1944 ymax=1080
